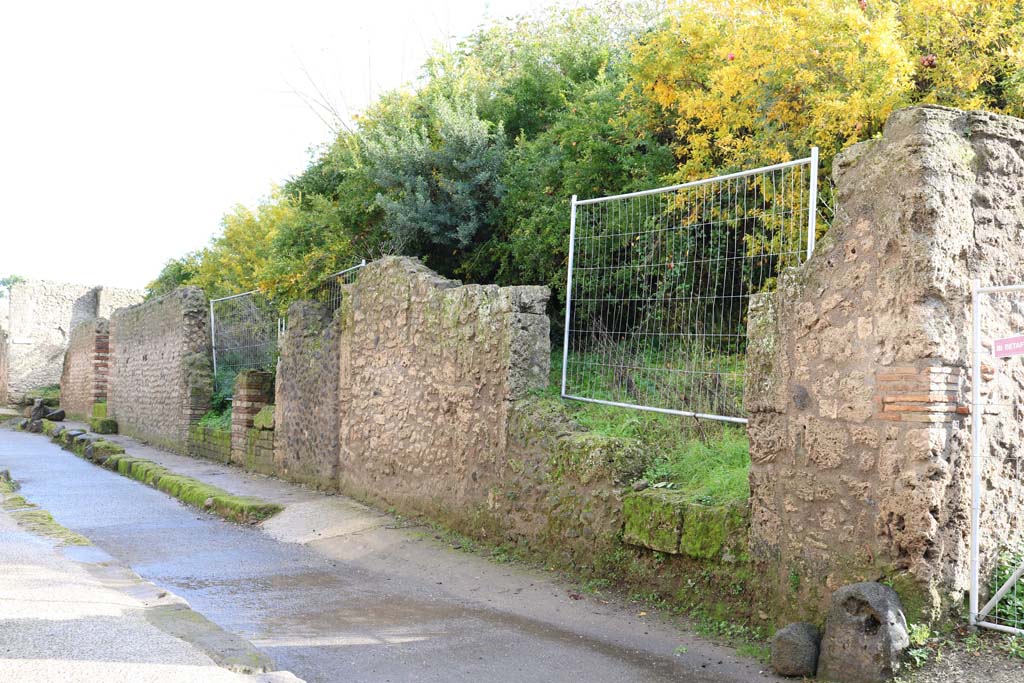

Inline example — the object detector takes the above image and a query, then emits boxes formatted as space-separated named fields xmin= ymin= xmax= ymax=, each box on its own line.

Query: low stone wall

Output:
xmin=244 ymin=425 xmax=275 ymax=476
xmin=188 ymin=424 xmax=231 ymax=463
xmin=746 ymin=106 xmax=1024 ymax=623
xmin=59 ymin=319 xmax=110 ymax=419
xmin=108 ymin=287 xmax=212 ymax=452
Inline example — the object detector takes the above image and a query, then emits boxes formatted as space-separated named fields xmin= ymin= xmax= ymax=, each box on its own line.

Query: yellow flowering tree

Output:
xmin=629 ymin=0 xmax=1024 ymax=180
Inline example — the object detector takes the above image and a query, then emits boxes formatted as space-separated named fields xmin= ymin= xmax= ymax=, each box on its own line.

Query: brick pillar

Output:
xmin=92 ymin=322 xmax=110 ymax=407
xmin=231 ymin=370 xmax=274 ymax=466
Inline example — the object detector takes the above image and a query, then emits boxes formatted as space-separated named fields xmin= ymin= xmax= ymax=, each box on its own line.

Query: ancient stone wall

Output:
xmin=59 ymin=319 xmax=110 ymax=419
xmin=188 ymin=424 xmax=231 ymax=463
xmin=274 ymin=301 xmax=342 ymax=489
xmin=3 ymin=280 xmax=142 ymax=399
xmin=0 ymin=329 xmax=7 ymax=405
xmin=334 ymin=257 xmax=550 ymax=508
xmin=231 ymin=370 xmax=273 ymax=468
xmin=108 ymin=287 xmax=212 ymax=452
xmin=746 ymin=106 xmax=1024 ymax=623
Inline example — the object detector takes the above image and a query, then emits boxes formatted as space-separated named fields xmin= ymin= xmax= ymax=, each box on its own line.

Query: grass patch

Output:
xmin=990 ymin=544 xmax=1024 ymax=628
xmin=542 ymin=354 xmax=750 ymax=504
xmin=199 ymin=408 xmax=232 ymax=431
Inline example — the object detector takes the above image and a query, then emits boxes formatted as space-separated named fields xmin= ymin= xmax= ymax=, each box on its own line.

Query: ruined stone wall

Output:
xmin=4 ymin=280 xmax=142 ymax=399
xmin=108 ymin=287 xmax=212 ymax=452
xmin=747 ymin=106 xmax=1024 ymax=623
xmin=334 ymin=257 xmax=550 ymax=510
xmin=59 ymin=319 xmax=110 ymax=419
xmin=274 ymin=301 xmax=342 ymax=489
xmin=0 ymin=329 xmax=7 ymax=405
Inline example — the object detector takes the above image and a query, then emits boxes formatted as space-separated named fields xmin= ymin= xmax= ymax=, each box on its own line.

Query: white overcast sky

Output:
xmin=0 ymin=0 xmax=550 ymax=290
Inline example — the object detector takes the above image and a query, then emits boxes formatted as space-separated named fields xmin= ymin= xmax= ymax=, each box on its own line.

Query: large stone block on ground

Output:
xmin=817 ymin=582 xmax=909 ymax=683
xmin=771 ymin=622 xmax=820 ymax=678
xmin=679 ymin=502 xmax=748 ymax=561
xmin=622 ymin=489 xmax=685 ymax=554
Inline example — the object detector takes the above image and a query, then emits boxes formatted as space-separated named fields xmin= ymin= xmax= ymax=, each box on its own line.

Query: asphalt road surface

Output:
xmin=0 ymin=427 xmax=781 ymax=683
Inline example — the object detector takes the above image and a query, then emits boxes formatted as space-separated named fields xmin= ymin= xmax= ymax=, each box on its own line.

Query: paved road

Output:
xmin=0 ymin=507 xmax=295 ymax=682
xmin=0 ymin=427 xmax=780 ymax=683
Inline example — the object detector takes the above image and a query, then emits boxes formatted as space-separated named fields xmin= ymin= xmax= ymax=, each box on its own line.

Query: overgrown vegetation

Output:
xmin=990 ymin=544 xmax=1024 ymax=628
xmin=146 ymin=0 xmax=1024 ymax=331
xmin=546 ymin=354 xmax=750 ymax=504
xmin=199 ymin=408 xmax=232 ymax=431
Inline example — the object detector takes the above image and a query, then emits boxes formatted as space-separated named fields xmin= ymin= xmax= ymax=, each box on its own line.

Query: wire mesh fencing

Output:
xmin=561 ymin=151 xmax=818 ymax=423
xmin=309 ymin=260 xmax=366 ymax=313
xmin=209 ymin=291 xmax=282 ymax=398
xmin=970 ymin=282 xmax=1024 ymax=636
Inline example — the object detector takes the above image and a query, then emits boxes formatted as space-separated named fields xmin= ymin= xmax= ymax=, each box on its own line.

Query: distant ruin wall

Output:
xmin=59 ymin=319 xmax=110 ymax=419
xmin=746 ymin=106 xmax=1024 ymax=623
xmin=3 ymin=280 xmax=142 ymax=399
xmin=108 ymin=287 xmax=212 ymax=452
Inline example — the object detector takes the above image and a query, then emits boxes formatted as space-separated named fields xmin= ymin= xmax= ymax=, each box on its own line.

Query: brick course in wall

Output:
xmin=59 ymin=319 xmax=110 ymax=419
xmin=230 ymin=370 xmax=273 ymax=468
xmin=107 ymin=287 xmax=212 ymax=452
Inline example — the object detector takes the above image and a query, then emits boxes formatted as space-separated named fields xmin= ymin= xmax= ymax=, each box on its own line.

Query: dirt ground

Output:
xmin=901 ymin=628 xmax=1024 ymax=683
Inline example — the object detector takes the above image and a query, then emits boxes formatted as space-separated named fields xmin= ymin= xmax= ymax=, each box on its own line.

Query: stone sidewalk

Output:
xmin=0 ymin=496 xmax=300 ymax=683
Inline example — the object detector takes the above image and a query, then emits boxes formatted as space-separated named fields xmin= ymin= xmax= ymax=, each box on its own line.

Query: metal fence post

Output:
xmin=561 ymin=195 xmax=578 ymax=398
xmin=807 ymin=146 xmax=819 ymax=259
xmin=210 ymin=299 xmax=218 ymax=380
xmin=970 ymin=278 xmax=981 ymax=626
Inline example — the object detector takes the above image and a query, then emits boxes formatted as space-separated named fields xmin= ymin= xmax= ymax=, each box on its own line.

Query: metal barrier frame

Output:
xmin=560 ymin=148 xmax=818 ymax=424
xmin=970 ymin=279 xmax=1024 ymax=636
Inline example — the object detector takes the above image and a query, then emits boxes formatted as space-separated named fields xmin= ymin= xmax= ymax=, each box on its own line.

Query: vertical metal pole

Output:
xmin=209 ymin=299 xmax=217 ymax=380
xmin=970 ymin=278 xmax=982 ymax=626
xmin=561 ymin=195 xmax=578 ymax=397
xmin=806 ymin=146 xmax=819 ymax=259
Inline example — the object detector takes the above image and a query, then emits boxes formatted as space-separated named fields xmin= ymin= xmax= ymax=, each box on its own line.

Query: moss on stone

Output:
xmin=888 ymin=571 xmax=942 ymax=626
xmin=680 ymin=502 xmax=749 ymax=561
xmin=550 ymin=432 xmax=647 ymax=486
xmin=622 ymin=489 xmax=686 ymax=554
xmin=252 ymin=405 xmax=275 ymax=430
xmin=11 ymin=509 xmax=90 ymax=546
xmin=92 ymin=402 xmax=107 ymax=419
xmin=1 ymin=494 xmax=35 ymax=510
xmin=99 ymin=453 xmax=282 ymax=523
xmin=91 ymin=417 xmax=118 ymax=434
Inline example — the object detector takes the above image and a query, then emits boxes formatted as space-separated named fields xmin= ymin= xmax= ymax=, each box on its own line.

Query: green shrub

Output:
xmin=199 ymin=409 xmax=232 ymax=431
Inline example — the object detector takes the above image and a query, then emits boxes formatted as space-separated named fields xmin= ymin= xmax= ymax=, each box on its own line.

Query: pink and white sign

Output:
xmin=994 ymin=335 xmax=1024 ymax=358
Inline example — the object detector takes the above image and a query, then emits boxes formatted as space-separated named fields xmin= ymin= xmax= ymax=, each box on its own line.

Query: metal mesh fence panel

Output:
xmin=310 ymin=260 xmax=366 ymax=314
xmin=561 ymin=152 xmax=818 ymax=423
xmin=971 ymin=283 xmax=1024 ymax=636
xmin=210 ymin=291 xmax=281 ymax=397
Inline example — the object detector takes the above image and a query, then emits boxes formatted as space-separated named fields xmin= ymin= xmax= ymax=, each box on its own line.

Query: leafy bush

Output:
xmin=991 ymin=545 xmax=1024 ymax=627
xmin=198 ymin=409 xmax=232 ymax=431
